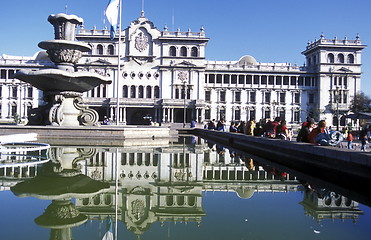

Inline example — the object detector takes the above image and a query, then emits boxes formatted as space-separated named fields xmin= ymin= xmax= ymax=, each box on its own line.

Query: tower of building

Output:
xmin=302 ymin=34 xmax=366 ymax=126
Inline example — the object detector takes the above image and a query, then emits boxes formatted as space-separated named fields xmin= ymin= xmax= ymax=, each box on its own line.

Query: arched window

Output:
xmin=122 ymin=85 xmax=128 ymax=98
xmin=108 ymin=45 xmax=115 ymax=55
xmin=337 ymin=53 xmax=344 ymax=63
xmin=146 ymin=86 xmax=152 ymax=98
xmin=191 ymin=47 xmax=198 ymax=57
xmin=180 ymin=46 xmax=187 ymax=57
xmin=97 ymin=45 xmax=104 ymax=55
xmin=347 ymin=54 xmax=354 ymax=64
xmin=154 ymin=86 xmax=160 ymax=98
xmin=327 ymin=53 xmax=334 ymax=63
xmin=138 ymin=86 xmax=144 ymax=98
xmin=169 ymin=46 xmax=176 ymax=56
xmin=130 ymin=86 xmax=136 ymax=98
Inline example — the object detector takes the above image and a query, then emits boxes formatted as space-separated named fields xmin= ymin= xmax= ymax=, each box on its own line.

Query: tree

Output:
xmin=349 ymin=91 xmax=371 ymax=113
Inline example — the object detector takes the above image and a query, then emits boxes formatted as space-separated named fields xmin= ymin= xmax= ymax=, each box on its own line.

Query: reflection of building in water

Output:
xmin=0 ymin=145 xmax=49 ymax=190
xmin=74 ymin=140 xmax=364 ymax=237
xmin=300 ymin=189 xmax=363 ymax=223
xmin=1 ymin=138 xmax=363 ymax=238
xmin=76 ymin=138 xmax=362 ymax=238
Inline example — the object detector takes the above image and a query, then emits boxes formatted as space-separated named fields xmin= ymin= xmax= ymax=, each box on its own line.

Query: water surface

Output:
xmin=1 ymin=137 xmax=370 ymax=239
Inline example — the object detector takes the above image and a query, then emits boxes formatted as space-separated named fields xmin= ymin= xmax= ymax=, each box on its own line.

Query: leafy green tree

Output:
xmin=349 ymin=91 xmax=371 ymax=113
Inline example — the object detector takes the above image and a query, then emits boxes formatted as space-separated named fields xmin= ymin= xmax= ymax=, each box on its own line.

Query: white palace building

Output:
xmin=0 ymin=11 xmax=366 ymax=127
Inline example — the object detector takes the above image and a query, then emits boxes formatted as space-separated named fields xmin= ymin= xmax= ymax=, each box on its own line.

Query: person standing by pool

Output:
xmin=347 ymin=130 xmax=354 ymax=149
xmin=360 ymin=128 xmax=368 ymax=151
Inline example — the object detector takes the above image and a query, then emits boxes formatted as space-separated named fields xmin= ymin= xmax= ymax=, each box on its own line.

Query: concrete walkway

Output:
xmin=180 ymin=128 xmax=371 ymax=182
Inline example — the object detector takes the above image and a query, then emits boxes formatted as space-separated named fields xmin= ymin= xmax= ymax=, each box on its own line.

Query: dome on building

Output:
xmin=238 ymin=55 xmax=257 ymax=66
xmin=33 ymin=51 xmax=51 ymax=62
xmin=235 ymin=188 xmax=255 ymax=199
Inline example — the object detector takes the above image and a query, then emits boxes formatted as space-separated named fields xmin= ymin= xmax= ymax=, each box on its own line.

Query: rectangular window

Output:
xmin=103 ymin=85 xmax=107 ymax=98
xmin=0 ymin=86 xmax=2 ymax=98
xmin=205 ymin=109 xmax=211 ymax=120
xmin=8 ymin=70 xmax=15 ymax=79
xmin=234 ymin=109 xmax=241 ymax=120
xmin=338 ymin=77 xmax=342 ymax=86
xmin=279 ymin=92 xmax=286 ymax=104
xmin=231 ymin=75 xmax=237 ymax=84
xmin=290 ymin=76 xmax=296 ymax=85
xmin=294 ymin=110 xmax=300 ymax=122
xmin=250 ymin=91 xmax=256 ymax=103
xmin=264 ymin=92 xmax=271 ymax=103
xmin=279 ymin=110 xmax=285 ymax=121
xmin=220 ymin=91 xmax=226 ymax=102
xmin=11 ymin=105 xmax=17 ymax=116
xmin=298 ymin=77 xmax=304 ymax=86
xmin=219 ymin=109 xmax=226 ymax=120
xmin=1 ymin=70 xmax=6 ymax=79
xmin=268 ymin=76 xmax=274 ymax=85
xmin=235 ymin=92 xmax=241 ymax=103
xmin=223 ymin=74 xmax=230 ymax=84
xmin=97 ymin=86 xmax=101 ymax=98
xmin=205 ymin=90 xmax=211 ymax=102
xmin=246 ymin=75 xmax=252 ymax=84
xmin=265 ymin=109 xmax=270 ymax=119
xmin=294 ymin=93 xmax=300 ymax=104
xmin=12 ymin=86 xmax=17 ymax=98
xmin=27 ymin=87 xmax=33 ymax=98
xmin=209 ymin=74 xmax=215 ymax=83
xmin=238 ymin=75 xmax=244 ymax=84
xmin=249 ymin=109 xmax=256 ymax=121
xmin=283 ymin=76 xmax=289 ymax=85
xmin=216 ymin=74 xmax=222 ymax=83
xmin=253 ymin=75 xmax=259 ymax=84
xmin=343 ymin=92 xmax=347 ymax=104
xmin=309 ymin=93 xmax=314 ymax=104
xmin=261 ymin=76 xmax=267 ymax=85
xmin=276 ymin=76 xmax=282 ymax=85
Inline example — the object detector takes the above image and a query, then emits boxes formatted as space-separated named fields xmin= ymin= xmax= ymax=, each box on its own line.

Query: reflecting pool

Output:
xmin=1 ymin=136 xmax=370 ymax=240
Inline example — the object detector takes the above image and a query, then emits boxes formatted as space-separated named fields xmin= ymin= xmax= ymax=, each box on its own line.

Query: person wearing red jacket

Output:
xmin=347 ymin=130 xmax=354 ymax=149
xmin=308 ymin=120 xmax=326 ymax=144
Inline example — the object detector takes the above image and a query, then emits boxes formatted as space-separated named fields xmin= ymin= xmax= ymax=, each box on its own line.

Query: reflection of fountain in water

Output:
xmin=15 ymin=13 xmax=111 ymax=126
xmin=11 ymin=147 xmax=110 ymax=240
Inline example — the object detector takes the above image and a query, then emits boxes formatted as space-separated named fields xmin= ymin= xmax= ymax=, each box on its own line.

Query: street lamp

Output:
xmin=182 ymin=80 xmax=187 ymax=128
xmin=334 ymin=86 xmax=340 ymax=131
xmin=271 ymin=100 xmax=277 ymax=119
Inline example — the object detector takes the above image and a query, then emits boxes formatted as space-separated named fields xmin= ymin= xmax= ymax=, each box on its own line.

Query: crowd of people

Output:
xmin=204 ymin=117 xmax=370 ymax=151
xmin=205 ymin=117 xmax=292 ymax=140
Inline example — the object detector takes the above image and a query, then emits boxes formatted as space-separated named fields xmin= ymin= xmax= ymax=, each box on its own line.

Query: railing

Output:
xmin=161 ymin=30 xmax=206 ymax=38
xmin=205 ymin=62 xmax=302 ymax=72
xmin=305 ymin=38 xmax=363 ymax=50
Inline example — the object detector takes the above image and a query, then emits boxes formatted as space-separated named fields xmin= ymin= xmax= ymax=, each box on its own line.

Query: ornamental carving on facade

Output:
xmin=135 ymin=32 xmax=149 ymax=52
xmin=178 ymin=71 xmax=188 ymax=82
xmin=91 ymin=169 xmax=102 ymax=180
xmin=131 ymin=199 xmax=146 ymax=222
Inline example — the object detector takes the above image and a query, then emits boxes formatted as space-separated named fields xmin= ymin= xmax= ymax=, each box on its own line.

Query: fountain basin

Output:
xmin=15 ymin=69 xmax=112 ymax=92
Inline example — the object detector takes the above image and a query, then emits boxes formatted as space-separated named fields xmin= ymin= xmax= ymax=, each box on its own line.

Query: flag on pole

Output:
xmin=105 ymin=0 xmax=119 ymax=40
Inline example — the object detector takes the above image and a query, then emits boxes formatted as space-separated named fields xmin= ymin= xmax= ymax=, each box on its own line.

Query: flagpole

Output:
xmin=116 ymin=0 xmax=122 ymax=125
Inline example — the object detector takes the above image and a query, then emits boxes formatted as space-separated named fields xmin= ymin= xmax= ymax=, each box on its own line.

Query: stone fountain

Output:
xmin=15 ymin=13 xmax=112 ymax=126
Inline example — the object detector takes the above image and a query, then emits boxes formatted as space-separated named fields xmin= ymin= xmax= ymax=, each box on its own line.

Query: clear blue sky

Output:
xmin=1 ymin=0 xmax=371 ymax=95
